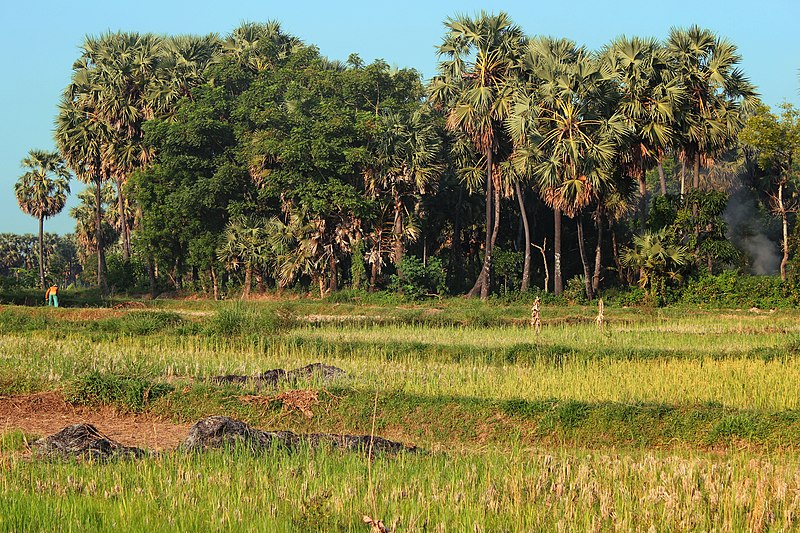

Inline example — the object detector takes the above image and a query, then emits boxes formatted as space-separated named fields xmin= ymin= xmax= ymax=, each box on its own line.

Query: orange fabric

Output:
xmin=45 ymin=286 xmax=58 ymax=298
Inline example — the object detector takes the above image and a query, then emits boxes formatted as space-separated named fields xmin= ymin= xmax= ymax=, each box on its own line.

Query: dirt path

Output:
xmin=0 ymin=392 xmax=190 ymax=450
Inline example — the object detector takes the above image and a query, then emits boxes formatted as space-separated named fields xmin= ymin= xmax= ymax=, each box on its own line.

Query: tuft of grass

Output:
xmin=65 ymin=371 xmax=172 ymax=412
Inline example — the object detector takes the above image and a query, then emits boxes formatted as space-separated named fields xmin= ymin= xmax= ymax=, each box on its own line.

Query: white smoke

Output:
xmin=724 ymin=190 xmax=780 ymax=275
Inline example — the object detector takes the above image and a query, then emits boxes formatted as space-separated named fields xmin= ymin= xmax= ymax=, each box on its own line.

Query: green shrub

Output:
xmin=680 ymin=271 xmax=791 ymax=308
xmin=65 ymin=372 xmax=172 ymax=412
xmin=389 ymin=256 xmax=447 ymax=300
xmin=206 ymin=303 xmax=297 ymax=337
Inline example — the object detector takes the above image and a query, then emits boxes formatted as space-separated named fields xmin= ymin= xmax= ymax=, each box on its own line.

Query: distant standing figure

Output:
xmin=45 ymin=284 xmax=59 ymax=308
xmin=530 ymin=297 xmax=541 ymax=335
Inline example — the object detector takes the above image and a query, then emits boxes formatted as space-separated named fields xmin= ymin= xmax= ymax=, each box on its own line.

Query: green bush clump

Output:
xmin=206 ymin=303 xmax=297 ymax=337
xmin=0 ymin=309 xmax=48 ymax=333
xmin=680 ymin=271 xmax=791 ymax=308
xmin=93 ymin=311 xmax=183 ymax=335
xmin=65 ymin=371 xmax=172 ymax=412
xmin=389 ymin=256 xmax=447 ymax=300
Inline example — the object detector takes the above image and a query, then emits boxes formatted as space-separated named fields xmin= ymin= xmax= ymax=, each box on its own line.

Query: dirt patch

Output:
xmin=0 ymin=391 xmax=190 ymax=450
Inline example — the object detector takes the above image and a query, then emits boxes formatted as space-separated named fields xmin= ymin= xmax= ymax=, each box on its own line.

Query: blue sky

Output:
xmin=2 ymin=0 xmax=798 ymax=234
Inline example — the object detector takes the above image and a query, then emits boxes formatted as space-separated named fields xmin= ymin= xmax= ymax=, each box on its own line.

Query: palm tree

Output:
xmin=622 ymin=229 xmax=689 ymax=305
xmin=509 ymin=38 xmax=623 ymax=298
xmin=667 ymin=26 xmax=758 ymax=191
xmin=217 ymin=216 xmax=269 ymax=300
xmin=13 ymin=150 xmax=71 ymax=288
xmin=604 ymin=36 xmax=681 ymax=231
xmin=56 ymin=93 xmax=113 ymax=294
xmin=366 ymin=108 xmax=443 ymax=266
xmin=429 ymin=11 xmax=525 ymax=299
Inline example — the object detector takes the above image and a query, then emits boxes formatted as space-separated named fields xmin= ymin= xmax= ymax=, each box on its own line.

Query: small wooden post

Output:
xmin=530 ymin=296 xmax=541 ymax=335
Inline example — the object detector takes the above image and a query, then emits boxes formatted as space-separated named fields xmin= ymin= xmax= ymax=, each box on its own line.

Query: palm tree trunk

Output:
xmin=392 ymin=190 xmax=404 ymax=265
xmin=658 ymin=161 xmax=667 ymax=195
xmin=450 ymin=186 xmax=464 ymax=291
xmin=468 ymin=148 xmax=495 ymax=298
xmin=147 ymin=255 xmax=157 ymax=299
xmin=693 ymin=152 xmax=701 ymax=190
xmin=515 ymin=181 xmax=531 ymax=293
xmin=242 ymin=263 xmax=252 ymax=299
xmin=114 ymin=176 xmax=131 ymax=261
xmin=328 ymin=253 xmax=338 ymax=293
xmin=94 ymin=177 xmax=107 ymax=295
xmin=592 ymin=215 xmax=603 ymax=293
xmin=576 ymin=216 xmax=593 ymax=300
xmin=481 ymin=177 xmax=502 ymax=300
xmin=38 ymin=215 xmax=45 ymax=288
xmin=553 ymin=208 xmax=563 ymax=295
xmin=210 ymin=267 xmax=219 ymax=301
xmin=611 ymin=229 xmax=625 ymax=283
xmin=780 ymin=182 xmax=789 ymax=281
xmin=638 ymin=173 xmax=648 ymax=233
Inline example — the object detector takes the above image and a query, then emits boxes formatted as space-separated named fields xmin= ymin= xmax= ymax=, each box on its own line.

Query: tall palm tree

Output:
xmin=667 ymin=26 xmax=758 ymax=191
xmin=429 ymin=11 xmax=525 ymax=299
xmin=510 ymin=38 xmax=623 ymax=298
xmin=604 ymin=36 xmax=681 ymax=231
xmin=55 ymin=96 xmax=111 ymax=294
xmin=13 ymin=150 xmax=71 ymax=288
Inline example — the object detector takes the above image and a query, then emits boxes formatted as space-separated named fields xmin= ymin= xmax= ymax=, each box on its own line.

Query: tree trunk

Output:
xmin=450 ymin=186 xmax=464 ymax=291
xmin=680 ymin=158 xmax=686 ymax=199
xmin=211 ymin=267 xmax=219 ymax=301
xmin=328 ymin=253 xmax=338 ymax=293
xmin=638 ymin=173 xmax=648 ymax=233
xmin=115 ymin=176 xmax=131 ymax=261
xmin=147 ymin=255 xmax=157 ymax=299
xmin=592 ymin=215 xmax=603 ymax=293
xmin=94 ymin=177 xmax=107 ymax=296
xmin=515 ymin=181 xmax=531 ymax=293
xmin=468 ymin=148 xmax=495 ymax=298
xmin=241 ymin=263 xmax=252 ymax=299
xmin=693 ymin=152 xmax=701 ymax=190
xmin=392 ymin=189 xmax=404 ymax=265
xmin=481 ymin=177 xmax=502 ymax=300
xmin=553 ymin=208 xmax=563 ymax=295
xmin=780 ymin=182 xmax=789 ymax=281
xmin=370 ymin=260 xmax=378 ymax=292
xmin=658 ymin=161 xmax=667 ymax=196
xmin=38 ymin=215 xmax=45 ymax=289
xmin=576 ymin=216 xmax=593 ymax=300
xmin=611 ymin=229 xmax=624 ymax=284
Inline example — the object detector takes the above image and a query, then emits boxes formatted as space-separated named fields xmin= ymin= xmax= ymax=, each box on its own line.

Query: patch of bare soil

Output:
xmin=0 ymin=392 xmax=190 ymax=450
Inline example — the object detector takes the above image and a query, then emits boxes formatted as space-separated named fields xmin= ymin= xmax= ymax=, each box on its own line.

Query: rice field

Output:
xmin=2 ymin=300 xmax=800 ymax=531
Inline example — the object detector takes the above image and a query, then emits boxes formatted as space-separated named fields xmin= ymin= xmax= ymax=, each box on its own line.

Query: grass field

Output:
xmin=2 ymin=298 xmax=800 ymax=531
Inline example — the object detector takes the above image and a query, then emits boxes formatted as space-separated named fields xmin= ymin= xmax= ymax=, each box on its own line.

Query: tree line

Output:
xmin=11 ymin=12 xmax=800 ymax=303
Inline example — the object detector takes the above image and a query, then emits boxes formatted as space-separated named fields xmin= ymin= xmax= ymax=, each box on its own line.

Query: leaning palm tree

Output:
xmin=429 ymin=11 xmax=525 ymax=299
xmin=13 ymin=150 xmax=71 ymax=288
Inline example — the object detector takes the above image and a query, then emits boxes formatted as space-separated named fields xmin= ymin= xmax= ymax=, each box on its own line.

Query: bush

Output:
xmin=65 ymin=372 xmax=172 ymax=412
xmin=563 ymin=277 xmax=588 ymax=305
xmin=680 ymin=271 xmax=791 ymax=308
xmin=206 ymin=302 xmax=297 ymax=337
xmin=389 ymin=256 xmax=447 ymax=300
xmin=94 ymin=311 xmax=183 ymax=335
